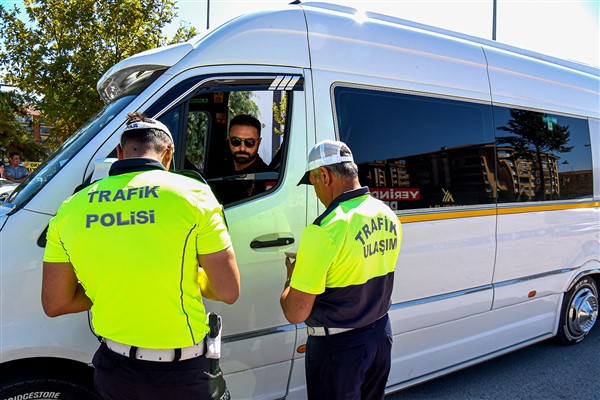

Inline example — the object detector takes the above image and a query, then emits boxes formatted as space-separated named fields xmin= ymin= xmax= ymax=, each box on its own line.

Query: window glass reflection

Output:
xmin=494 ymin=107 xmax=593 ymax=202
xmin=334 ymin=86 xmax=495 ymax=211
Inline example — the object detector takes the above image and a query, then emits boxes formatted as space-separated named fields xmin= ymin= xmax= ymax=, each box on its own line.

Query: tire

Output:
xmin=556 ymin=276 xmax=599 ymax=345
xmin=0 ymin=377 xmax=100 ymax=400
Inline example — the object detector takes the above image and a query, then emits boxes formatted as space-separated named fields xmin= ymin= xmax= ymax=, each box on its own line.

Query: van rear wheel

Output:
xmin=556 ymin=276 xmax=598 ymax=345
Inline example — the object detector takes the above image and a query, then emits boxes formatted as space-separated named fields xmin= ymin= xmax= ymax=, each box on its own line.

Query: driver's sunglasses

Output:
xmin=229 ymin=137 xmax=258 ymax=148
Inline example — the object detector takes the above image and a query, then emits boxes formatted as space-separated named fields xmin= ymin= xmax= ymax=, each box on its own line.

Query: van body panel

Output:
xmin=591 ymin=118 xmax=600 ymax=200
xmin=304 ymin=7 xmax=492 ymax=102
xmin=493 ymin=207 xmax=600 ymax=310
xmin=0 ymin=209 xmax=99 ymax=363
xmin=390 ymin=289 xmax=493 ymax=335
xmin=389 ymin=294 xmax=558 ymax=384
xmin=493 ymin=270 xmax=576 ymax=310
xmin=173 ymin=8 xmax=310 ymax=72
xmin=394 ymin=216 xmax=496 ymax=303
xmin=223 ymin=361 xmax=293 ymax=400
xmin=484 ymin=48 xmax=600 ymax=118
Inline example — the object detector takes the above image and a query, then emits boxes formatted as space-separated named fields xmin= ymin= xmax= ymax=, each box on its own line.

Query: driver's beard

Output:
xmin=234 ymin=151 xmax=258 ymax=165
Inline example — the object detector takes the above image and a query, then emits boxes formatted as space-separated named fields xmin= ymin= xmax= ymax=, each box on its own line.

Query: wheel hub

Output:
xmin=568 ymin=288 xmax=598 ymax=335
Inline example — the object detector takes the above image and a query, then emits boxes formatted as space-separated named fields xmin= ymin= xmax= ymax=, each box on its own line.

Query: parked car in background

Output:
xmin=0 ymin=179 xmax=18 ymax=201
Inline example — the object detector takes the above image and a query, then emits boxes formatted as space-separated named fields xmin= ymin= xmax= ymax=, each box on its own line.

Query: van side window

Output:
xmin=333 ymin=85 xmax=495 ymax=211
xmin=150 ymin=76 xmax=301 ymax=206
xmin=202 ymin=89 xmax=288 ymax=204
xmin=493 ymin=107 xmax=593 ymax=202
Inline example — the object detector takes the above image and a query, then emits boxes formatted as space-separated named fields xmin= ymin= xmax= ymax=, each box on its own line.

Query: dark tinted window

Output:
xmin=494 ymin=107 xmax=593 ymax=202
xmin=334 ymin=86 xmax=495 ymax=211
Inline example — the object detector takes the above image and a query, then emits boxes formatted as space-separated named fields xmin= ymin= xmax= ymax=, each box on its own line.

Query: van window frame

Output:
xmin=331 ymin=82 xmax=496 ymax=213
xmin=144 ymin=73 xmax=303 ymax=207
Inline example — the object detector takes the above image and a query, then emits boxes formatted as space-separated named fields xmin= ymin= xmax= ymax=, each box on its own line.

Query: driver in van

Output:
xmin=216 ymin=114 xmax=273 ymax=203
xmin=41 ymin=112 xmax=240 ymax=400
xmin=223 ymin=114 xmax=271 ymax=175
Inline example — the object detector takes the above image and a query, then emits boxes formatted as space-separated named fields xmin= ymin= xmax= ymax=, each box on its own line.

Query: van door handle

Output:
xmin=250 ymin=237 xmax=295 ymax=249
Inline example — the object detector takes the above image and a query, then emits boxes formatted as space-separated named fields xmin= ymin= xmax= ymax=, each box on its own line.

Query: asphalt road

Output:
xmin=386 ymin=326 xmax=600 ymax=400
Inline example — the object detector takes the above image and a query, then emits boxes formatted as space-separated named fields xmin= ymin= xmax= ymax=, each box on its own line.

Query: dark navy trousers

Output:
xmin=92 ymin=343 xmax=229 ymax=400
xmin=305 ymin=314 xmax=393 ymax=400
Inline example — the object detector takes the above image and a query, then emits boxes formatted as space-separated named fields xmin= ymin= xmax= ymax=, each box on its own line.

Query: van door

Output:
xmin=144 ymin=70 xmax=308 ymax=399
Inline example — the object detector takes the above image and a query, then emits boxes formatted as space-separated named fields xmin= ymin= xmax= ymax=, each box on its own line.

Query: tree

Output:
xmin=228 ymin=91 xmax=260 ymax=122
xmin=272 ymin=92 xmax=287 ymax=136
xmin=0 ymin=0 xmax=197 ymax=144
xmin=0 ymin=90 xmax=46 ymax=161
xmin=497 ymin=109 xmax=572 ymax=200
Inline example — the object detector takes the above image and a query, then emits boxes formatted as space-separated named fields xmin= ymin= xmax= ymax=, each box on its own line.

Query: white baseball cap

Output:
xmin=121 ymin=119 xmax=173 ymax=143
xmin=298 ymin=140 xmax=354 ymax=185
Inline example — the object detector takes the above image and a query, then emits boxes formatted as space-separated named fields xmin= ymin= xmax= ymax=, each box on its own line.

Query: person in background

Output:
xmin=280 ymin=140 xmax=402 ymax=400
xmin=4 ymin=152 xmax=29 ymax=183
xmin=0 ymin=162 xmax=5 ymax=179
xmin=42 ymin=112 xmax=240 ymax=400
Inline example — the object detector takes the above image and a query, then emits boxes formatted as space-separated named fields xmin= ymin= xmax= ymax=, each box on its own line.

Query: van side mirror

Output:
xmin=91 ymin=158 xmax=118 ymax=182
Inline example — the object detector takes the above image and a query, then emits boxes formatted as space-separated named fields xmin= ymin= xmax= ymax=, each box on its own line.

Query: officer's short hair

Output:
xmin=322 ymin=144 xmax=358 ymax=179
xmin=121 ymin=112 xmax=173 ymax=153
xmin=326 ymin=147 xmax=358 ymax=179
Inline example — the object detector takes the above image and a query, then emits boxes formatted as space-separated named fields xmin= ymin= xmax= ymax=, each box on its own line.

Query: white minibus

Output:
xmin=1 ymin=2 xmax=598 ymax=399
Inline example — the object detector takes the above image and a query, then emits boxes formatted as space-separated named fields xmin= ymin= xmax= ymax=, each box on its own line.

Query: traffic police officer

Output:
xmin=280 ymin=140 xmax=402 ymax=400
xmin=42 ymin=112 xmax=240 ymax=400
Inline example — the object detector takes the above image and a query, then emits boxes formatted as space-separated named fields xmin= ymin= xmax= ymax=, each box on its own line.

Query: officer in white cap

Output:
xmin=280 ymin=139 xmax=402 ymax=400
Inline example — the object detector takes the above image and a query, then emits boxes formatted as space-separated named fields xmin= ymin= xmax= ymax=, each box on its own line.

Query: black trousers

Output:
xmin=92 ymin=343 xmax=229 ymax=400
xmin=305 ymin=314 xmax=393 ymax=400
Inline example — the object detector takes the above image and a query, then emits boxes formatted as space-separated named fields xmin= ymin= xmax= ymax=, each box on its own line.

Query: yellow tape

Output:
xmin=398 ymin=201 xmax=600 ymax=223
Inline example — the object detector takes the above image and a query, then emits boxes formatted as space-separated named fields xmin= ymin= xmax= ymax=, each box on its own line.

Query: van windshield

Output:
xmin=4 ymin=95 xmax=136 ymax=211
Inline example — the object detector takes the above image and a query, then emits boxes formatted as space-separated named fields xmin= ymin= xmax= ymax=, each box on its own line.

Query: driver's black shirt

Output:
xmin=214 ymin=155 xmax=273 ymax=204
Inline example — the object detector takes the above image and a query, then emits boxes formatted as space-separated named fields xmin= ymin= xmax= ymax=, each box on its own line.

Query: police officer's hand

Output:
xmin=284 ymin=256 xmax=296 ymax=288
xmin=285 ymin=255 xmax=296 ymax=275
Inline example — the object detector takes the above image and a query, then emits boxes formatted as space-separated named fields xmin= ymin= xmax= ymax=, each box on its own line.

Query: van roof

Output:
xmin=98 ymin=1 xmax=598 ymax=106
xmin=300 ymin=1 xmax=598 ymax=77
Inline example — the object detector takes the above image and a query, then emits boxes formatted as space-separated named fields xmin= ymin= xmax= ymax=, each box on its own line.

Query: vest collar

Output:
xmin=108 ymin=158 xmax=166 ymax=176
xmin=313 ymin=186 xmax=370 ymax=226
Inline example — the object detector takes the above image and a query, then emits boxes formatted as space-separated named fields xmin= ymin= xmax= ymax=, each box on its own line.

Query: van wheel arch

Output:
xmin=556 ymin=275 xmax=599 ymax=345
xmin=0 ymin=357 xmax=99 ymax=400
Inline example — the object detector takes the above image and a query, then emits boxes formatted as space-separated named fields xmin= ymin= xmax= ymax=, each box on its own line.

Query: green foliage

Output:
xmin=168 ymin=24 xmax=199 ymax=45
xmin=0 ymin=90 xmax=46 ymax=161
xmin=0 ymin=0 xmax=197 ymax=144
xmin=272 ymin=92 xmax=287 ymax=136
xmin=186 ymin=111 xmax=209 ymax=168
xmin=228 ymin=91 xmax=260 ymax=122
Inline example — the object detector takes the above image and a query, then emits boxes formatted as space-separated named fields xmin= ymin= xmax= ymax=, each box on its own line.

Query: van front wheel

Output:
xmin=0 ymin=377 xmax=100 ymax=400
xmin=556 ymin=276 xmax=599 ymax=345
